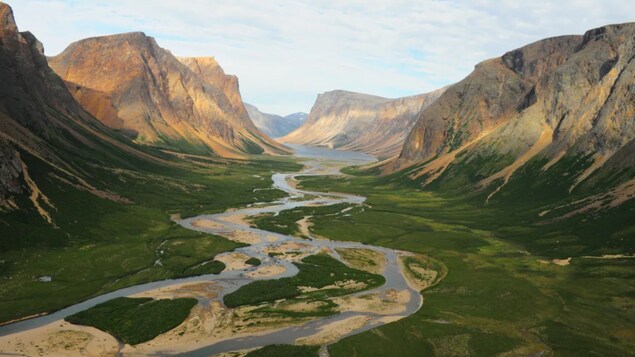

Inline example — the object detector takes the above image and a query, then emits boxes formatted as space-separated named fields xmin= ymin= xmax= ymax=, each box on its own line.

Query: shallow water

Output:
xmin=285 ymin=143 xmax=375 ymax=164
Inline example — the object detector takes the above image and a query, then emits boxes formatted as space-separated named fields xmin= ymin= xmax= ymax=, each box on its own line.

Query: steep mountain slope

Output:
xmin=49 ymin=35 xmax=288 ymax=158
xmin=391 ymin=23 xmax=635 ymax=211
xmin=279 ymin=89 xmax=444 ymax=158
xmin=0 ymin=3 xmax=167 ymax=221
xmin=177 ymin=57 xmax=246 ymax=118
xmin=245 ymin=103 xmax=306 ymax=138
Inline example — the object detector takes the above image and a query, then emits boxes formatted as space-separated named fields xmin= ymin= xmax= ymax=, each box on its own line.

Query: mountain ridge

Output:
xmin=387 ymin=22 xmax=635 ymax=212
xmin=244 ymin=103 xmax=307 ymax=138
xmin=279 ymin=88 xmax=445 ymax=158
xmin=49 ymin=33 xmax=289 ymax=158
xmin=0 ymin=4 xmax=170 ymax=221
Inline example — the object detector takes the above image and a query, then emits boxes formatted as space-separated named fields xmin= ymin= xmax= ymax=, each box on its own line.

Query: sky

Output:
xmin=7 ymin=0 xmax=635 ymax=115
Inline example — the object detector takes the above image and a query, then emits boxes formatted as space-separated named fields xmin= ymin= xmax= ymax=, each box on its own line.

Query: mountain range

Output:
xmin=1 ymin=2 xmax=635 ymax=354
xmin=245 ymin=103 xmax=307 ymax=138
xmin=0 ymin=3 xmax=293 ymax=224
xmin=3 ymin=0 xmax=634 ymax=223
xmin=279 ymin=89 xmax=444 ymax=158
xmin=48 ymin=33 xmax=288 ymax=158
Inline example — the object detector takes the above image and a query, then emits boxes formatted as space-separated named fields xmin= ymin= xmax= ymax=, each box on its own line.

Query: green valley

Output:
xmin=290 ymin=168 xmax=635 ymax=356
xmin=1 ymin=2 xmax=635 ymax=356
xmin=0 ymin=155 xmax=301 ymax=323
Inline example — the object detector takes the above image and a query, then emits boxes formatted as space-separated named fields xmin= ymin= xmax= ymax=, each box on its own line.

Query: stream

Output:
xmin=0 ymin=144 xmax=423 ymax=356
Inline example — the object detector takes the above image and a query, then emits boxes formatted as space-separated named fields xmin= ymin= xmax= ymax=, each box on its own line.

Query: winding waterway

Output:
xmin=0 ymin=145 xmax=423 ymax=356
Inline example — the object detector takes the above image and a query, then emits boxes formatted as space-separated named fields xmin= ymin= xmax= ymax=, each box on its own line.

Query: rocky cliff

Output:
xmin=49 ymin=34 xmax=288 ymax=158
xmin=245 ymin=103 xmax=306 ymax=138
xmin=280 ymin=89 xmax=444 ymax=158
xmin=178 ymin=57 xmax=247 ymax=119
xmin=392 ymin=23 xmax=635 ymax=209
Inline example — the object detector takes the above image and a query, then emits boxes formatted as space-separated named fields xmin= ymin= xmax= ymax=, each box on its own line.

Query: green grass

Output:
xmin=240 ymin=138 xmax=265 ymax=155
xmin=223 ymin=254 xmax=385 ymax=308
xmin=294 ymin=170 xmax=635 ymax=357
xmin=0 ymin=151 xmax=301 ymax=324
xmin=250 ymin=203 xmax=353 ymax=236
xmin=245 ymin=344 xmax=319 ymax=357
xmin=178 ymin=260 xmax=225 ymax=277
xmin=245 ymin=257 xmax=262 ymax=266
xmin=65 ymin=297 xmax=197 ymax=345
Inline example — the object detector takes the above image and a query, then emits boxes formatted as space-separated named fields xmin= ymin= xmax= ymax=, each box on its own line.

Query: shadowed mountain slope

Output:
xmin=0 ymin=3 xmax=177 ymax=222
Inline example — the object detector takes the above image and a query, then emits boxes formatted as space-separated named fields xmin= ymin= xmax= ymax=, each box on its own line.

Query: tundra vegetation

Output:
xmin=0 ymin=156 xmax=301 ymax=324
xmin=224 ymin=254 xmax=385 ymax=308
xmin=286 ymin=168 xmax=635 ymax=357
xmin=64 ymin=297 xmax=197 ymax=345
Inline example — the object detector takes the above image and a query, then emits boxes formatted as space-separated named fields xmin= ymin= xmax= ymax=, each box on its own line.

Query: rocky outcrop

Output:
xmin=0 ymin=2 xmax=79 ymax=211
xmin=245 ymin=103 xmax=307 ymax=138
xmin=0 ymin=4 xmax=87 ymax=134
xmin=49 ymin=34 xmax=288 ymax=157
xmin=398 ymin=35 xmax=581 ymax=164
xmin=178 ymin=57 xmax=247 ymax=120
xmin=393 ymin=23 xmax=635 ymax=205
xmin=279 ymin=89 xmax=444 ymax=158
xmin=0 ymin=142 xmax=22 ymax=210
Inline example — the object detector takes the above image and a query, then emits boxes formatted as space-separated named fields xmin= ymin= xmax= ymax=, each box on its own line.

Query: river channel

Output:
xmin=0 ymin=145 xmax=423 ymax=357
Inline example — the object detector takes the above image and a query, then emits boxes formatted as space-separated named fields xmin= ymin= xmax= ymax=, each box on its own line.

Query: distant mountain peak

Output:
xmin=0 ymin=2 xmax=17 ymax=34
xmin=279 ymin=89 xmax=445 ymax=158
xmin=245 ymin=104 xmax=306 ymax=139
xmin=284 ymin=112 xmax=308 ymax=121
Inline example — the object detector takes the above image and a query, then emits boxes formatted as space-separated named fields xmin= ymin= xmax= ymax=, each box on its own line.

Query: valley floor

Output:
xmin=0 ymin=154 xmax=301 ymax=324
xmin=291 ymin=172 xmax=635 ymax=356
xmin=0 ymin=149 xmax=634 ymax=357
xmin=0 ymin=153 xmax=431 ymax=356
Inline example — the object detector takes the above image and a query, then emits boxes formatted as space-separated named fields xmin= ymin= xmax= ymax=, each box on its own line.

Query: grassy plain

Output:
xmin=3 ymin=147 xmax=634 ymax=356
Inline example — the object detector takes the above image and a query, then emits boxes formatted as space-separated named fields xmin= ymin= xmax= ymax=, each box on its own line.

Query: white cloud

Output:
xmin=7 ymin=0 xmax=635 ymax=114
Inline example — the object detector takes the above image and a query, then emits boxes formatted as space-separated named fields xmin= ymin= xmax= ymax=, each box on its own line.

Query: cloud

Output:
xmin=7 ymin=0 xmax=635 ymax=114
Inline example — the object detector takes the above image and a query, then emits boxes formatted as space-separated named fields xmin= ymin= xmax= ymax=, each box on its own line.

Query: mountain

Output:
xmin=177 ymin=57 xmax=246 ymax=118
xmin=279 ymin=89 xmax=445 ymax=158
xmin=391 ymin=23 xmax=635 ymax=209
xmin=244 ymin=103 xmax=307 ymax=138
xmin=284 ymin=112 xmax=309 ymax=121
xmin=0 ymin=3 xmax=168 ymax=221
xmin=49 ymin=34 xmax=288 ymax=158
